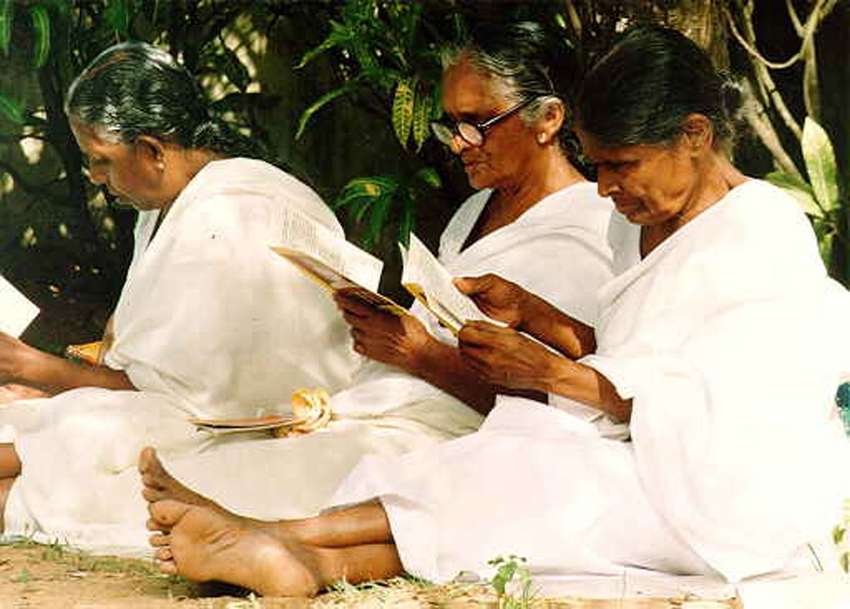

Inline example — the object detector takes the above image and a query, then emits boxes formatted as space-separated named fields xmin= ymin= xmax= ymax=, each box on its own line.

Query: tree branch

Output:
xmin=0 ymin=160 xmax=62 ymax=202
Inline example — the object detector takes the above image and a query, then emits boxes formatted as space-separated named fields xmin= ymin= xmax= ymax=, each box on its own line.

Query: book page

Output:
xmin=276 ymin=207 xmax=382 ymax=291
xmin=400 ymin=233 xmax=495 ymax=332
xmin=0 ymin=274 xmax=39 ymax=337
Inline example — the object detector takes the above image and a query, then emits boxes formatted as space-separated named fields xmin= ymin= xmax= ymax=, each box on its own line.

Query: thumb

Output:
xmin=453 ymin=275 xmax=490 ymax=296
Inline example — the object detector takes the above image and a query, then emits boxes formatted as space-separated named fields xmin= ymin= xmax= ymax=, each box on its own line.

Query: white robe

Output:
xmin=156 ymin=181 xmax=615 ymax=526
xmin=333 ymin=179 xmax=850 ymax=584
xmin=0 ymin=158 xmax=358 ymax=553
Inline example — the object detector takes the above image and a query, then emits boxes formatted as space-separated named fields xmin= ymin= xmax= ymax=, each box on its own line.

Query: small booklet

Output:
xmin=188 ymin=413 xmax=306 ymax=435
xmin=400 ymin=233 xmax=502 ymax=335
xmin=0 ymin=274 xmax=39 ymax=337
xmin=270 ymin=206 xmax=407 ymax=316
xmin=269 ymin=208 xmax=499 ymax=336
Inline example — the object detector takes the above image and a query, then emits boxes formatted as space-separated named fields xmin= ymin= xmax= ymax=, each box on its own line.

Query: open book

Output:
xmin=0 ymin=274 xmax=39 ymax=337
xmin=400 ymin=233 xmax=503 ymax=335
xmin=270 ymin=206 xmax=407 ymax=316
xmin=270 ymin=208 xmax=501 ymax=336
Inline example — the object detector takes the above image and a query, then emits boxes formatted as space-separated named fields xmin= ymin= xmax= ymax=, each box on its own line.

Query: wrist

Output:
xmin=10 ymin=342 xmax=44 ymax=385
xmin=539 ymin=353 xmax=578 ymax=395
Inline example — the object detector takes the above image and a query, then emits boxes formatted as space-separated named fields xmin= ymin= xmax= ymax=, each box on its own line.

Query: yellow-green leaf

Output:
xmin=765 ymin=170 xmax=823 ymax=218
xmin=392 ymin=78 xmax=414 ymax=148
xmin=412 ymin=87 xmax=431 ymax=151
xmin=802 ymin=116 xmax=839 ymax=214
xmin=30 ymin=4 xmax=50 ymax=68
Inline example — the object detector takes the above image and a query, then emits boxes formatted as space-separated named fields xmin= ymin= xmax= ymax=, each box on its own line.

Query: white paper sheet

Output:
xmin=0 ymin=274 xmax=39 ymax=337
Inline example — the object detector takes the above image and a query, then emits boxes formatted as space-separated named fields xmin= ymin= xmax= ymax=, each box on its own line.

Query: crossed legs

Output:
xmin=141 ymin=448 xmax=404 ymax=596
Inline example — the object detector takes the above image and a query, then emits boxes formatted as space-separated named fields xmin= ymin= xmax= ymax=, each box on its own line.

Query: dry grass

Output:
xmin=0 ymin=539 xmax=739 ymax=609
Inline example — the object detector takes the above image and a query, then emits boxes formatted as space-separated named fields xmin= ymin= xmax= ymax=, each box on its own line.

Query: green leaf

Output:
xmin=765 ymin=170 xmax=823 ymax=218
xmin=412 ymin=87 xmax=431 ymax=151
xmin=295 ymin=83 xmax=357 ymax=141
xmin=813 ymin=218 xmax=834 ymax=268
xmin=104 ymin=0 xmax=129 ymax=38
xmin=415 ymin=167 xmax=441 ymax=189
xmin=365 ymin=193 xmax=391 ymax=249
xmin=30 ymin=4 xmax=50 ymax=68
xmin=398 ymin=198 xmax=414 ymax=247
xmin=392 ymin=77 xmax=415 ymax=148
xmin=295 ymin=21 xmax=350 ymax=69
xmin=0 ymin=0 xmax=14 ymax=57
xmin=0 ymin=92 xmax=24 ymax=125
xmin=833 ymin=525 xmax=846 ymax=546
xmin=842 ymin=552 xmax=850 ymax=574
xmin=430 ymin=81 xmax=443 ymax=120
xmin=802 ymin=116 xmax=840 ymax=214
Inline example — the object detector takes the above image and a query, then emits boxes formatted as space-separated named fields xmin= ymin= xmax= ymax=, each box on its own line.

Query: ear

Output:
xmin=134 ymin=135 xmax=167 ymax=168
xmin=536 ymin=99 xmax=565 ymax=142
xmin=680 ymin=113 xmax=713 ymax=156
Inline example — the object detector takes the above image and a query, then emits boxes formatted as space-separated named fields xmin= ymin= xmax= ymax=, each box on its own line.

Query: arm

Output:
xmin=455 ymin=274 xmax=596 ymax=359
xmin=0 ymin=332 xmax=135 ymax=396
xmin=458 ymin=321 xmax=631 ymax=422
xmin=334 ymin=289 xmax=534 ymax=415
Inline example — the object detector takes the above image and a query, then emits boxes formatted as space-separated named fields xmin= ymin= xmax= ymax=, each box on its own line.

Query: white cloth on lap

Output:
xmin=0 ymin=158 xmax=358 ymax=553
xmin=332 ymin=179 xmax=850 ymax=584
xmin=156 ymin=181 xmax=616 ymax=523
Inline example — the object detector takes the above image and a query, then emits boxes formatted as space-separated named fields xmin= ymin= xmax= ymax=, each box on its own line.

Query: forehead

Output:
xmin=441 ymin=57 xmax=510 ymax=116
xmin=70 ymin=120 xmax=123 ymax=155
xmin=575 ymin=127 xmax=664 ymax=162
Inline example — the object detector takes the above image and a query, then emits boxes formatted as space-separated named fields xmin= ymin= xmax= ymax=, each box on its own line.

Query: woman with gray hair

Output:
xmin=138 ymin=20 xmax=616 ymax=540
xmin=0 ymin=41 xmax=358 ymax=552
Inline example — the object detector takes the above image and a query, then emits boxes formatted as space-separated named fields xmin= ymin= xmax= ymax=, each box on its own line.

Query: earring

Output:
xmin=156 ymin=162 xmax=165 ymax=171
xmin=537 ymin=133 xmax=547 ymax=144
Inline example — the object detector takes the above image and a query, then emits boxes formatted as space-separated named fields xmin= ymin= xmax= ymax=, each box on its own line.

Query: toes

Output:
xmin=149 ymin=532 xmax=171 ymax=547
xmin=149 ymin=499 xmax=191 ymax=528
xmin=142 ymin=486 xmax=163 ymax=503
xmin=155 ymin=547 xmax=173 ymax=562
xmin=138 ymin=446 xmax=157 ymax=474
xmin=146 ymin=517 xmax=169 ymax=532
xmin=158 ymin=559 xmax=177 ymax=575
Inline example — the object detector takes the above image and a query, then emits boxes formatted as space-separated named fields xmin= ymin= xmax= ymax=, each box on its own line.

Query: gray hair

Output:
xmin=66 ymin=41 xmax=268 ymax=160
xmin=442 ymin=21 xmax=579 ymax=155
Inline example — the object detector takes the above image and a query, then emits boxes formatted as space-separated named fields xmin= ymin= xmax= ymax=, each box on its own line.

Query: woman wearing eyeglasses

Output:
xmin=137 ymin=21 xmax=617 ymax=537
xmin=146 ymin=25 xmax=847 ymax=597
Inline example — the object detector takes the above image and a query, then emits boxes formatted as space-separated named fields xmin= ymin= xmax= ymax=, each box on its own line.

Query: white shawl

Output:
xmin=582 ymin=180 xmax=850 ymax=581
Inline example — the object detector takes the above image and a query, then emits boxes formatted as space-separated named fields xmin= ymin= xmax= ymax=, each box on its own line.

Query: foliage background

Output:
xmin=0 ymin=0 xmax=847 ymax=353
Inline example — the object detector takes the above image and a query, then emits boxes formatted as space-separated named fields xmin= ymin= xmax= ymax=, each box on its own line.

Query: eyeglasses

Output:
xmin=430 ymin=97 xmax=537 ymax=148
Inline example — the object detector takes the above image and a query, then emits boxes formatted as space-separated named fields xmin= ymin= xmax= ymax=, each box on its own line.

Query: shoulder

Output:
xmin=180 ymin=158 xmax=339 ymax=232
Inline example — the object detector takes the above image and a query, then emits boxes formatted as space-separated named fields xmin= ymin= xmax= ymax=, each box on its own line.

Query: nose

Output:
xmin=87 ymin=165 xmax=107 ymax=186
xmin=596 ymin=169 xmax=621 ymax=198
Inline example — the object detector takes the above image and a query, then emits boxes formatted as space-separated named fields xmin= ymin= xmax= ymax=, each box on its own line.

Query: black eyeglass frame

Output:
xmin=430 ymin=97 xmax=538 ymax=148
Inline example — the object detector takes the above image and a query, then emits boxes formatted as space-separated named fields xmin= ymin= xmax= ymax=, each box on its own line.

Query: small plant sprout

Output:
xmin=488 ymin=555 xmax=537 ymax=609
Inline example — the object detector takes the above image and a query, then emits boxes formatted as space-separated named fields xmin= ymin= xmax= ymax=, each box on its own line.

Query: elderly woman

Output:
xmin=137 ymin=21 xmax=615 ymax=525
xmin=0 ymin=42 xmax=358 ymax=551
xmin=145 ymin=25 xmax=849 ymax=595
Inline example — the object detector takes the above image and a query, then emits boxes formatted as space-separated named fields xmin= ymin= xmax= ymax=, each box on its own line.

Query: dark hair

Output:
xmin=65 ymin=42 xmax=268 ymax=160
xmin=577 ymin=25 xmax=742 ymax=148
xmin=444 ymin=21 xmax=582 ymax=158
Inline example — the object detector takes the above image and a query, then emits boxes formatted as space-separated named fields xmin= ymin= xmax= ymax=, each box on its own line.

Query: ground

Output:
xmin=0 ymin=539 xmax=741 ymax=609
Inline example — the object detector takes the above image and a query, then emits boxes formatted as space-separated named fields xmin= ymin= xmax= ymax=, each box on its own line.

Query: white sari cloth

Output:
xmin=0 ymin=158 xmax=358 ymax=553
xmin=157 ymin=181 xmax=615 ymax=524
xmin=333 ymin=180 xmax=850 ymax=584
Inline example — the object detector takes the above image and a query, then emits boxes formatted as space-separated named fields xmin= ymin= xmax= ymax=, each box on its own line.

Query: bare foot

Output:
xmin=139 ymin=447 xmax=222 ymax=513
xmin=149 ymin=499 xmax=323 ymax=597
